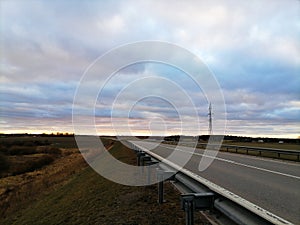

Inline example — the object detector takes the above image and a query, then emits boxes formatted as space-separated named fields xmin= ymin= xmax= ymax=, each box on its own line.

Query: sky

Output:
xmin=0 ymin=0 xmax=299 ymax=138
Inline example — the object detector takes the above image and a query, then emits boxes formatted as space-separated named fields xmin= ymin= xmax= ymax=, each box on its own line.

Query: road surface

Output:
xmin=132 ymin=141 xmax=300 ymax=224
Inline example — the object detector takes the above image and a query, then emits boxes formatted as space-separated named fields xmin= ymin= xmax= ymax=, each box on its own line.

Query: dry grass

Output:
xmin=0 ymin=138 xmax=210 ymax=225
xmin=0 ymin=148 xmax=86 ymax=217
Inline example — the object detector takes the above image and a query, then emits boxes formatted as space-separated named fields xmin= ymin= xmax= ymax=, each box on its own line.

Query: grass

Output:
xmin=0 ymin=138 xmax=210 ymax=225
xmin=0 ymin=151 xmax=85 ymax=218
xmin=0 ymin=153 xmax=9 ymax=171
xmin=0 ymin=136 xmax=86 ymax=218
xmin=2 ymin=169 xmax=180 ymax=225
xmin=0 ymin=136 xmax=81 ymax=178
xmin=0 ymin=142 xmax=62 ymax=178
xmin=0 ymin=136 xmax=78 ymax=149
xmin=8 ymin=154 xmax=55 ymax=175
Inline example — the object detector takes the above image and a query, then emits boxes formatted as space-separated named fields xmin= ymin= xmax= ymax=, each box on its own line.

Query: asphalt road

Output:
xmin=132 ymin=141 xmax=300 ymax=224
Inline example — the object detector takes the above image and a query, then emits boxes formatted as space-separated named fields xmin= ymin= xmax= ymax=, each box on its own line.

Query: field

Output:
xmin=0 ymin=136 xmax=79 ymax=178
xmin=0 ymin=136 xmax=210 ymax=225
xmin=0 ymin=136 xmax=86 ymax=218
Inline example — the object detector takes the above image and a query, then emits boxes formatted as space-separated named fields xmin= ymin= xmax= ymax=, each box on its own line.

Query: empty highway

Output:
xmin=131 ymin=141 xmax=300 ymax=224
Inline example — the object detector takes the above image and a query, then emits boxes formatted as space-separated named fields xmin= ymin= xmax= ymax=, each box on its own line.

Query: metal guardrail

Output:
xmin=165 ymin=141 xmax=300 ymax=161
xmin=204 ymin=144 xmax=300 ymax=161
xmin=126 ymin=140 xmax=294 ymax=225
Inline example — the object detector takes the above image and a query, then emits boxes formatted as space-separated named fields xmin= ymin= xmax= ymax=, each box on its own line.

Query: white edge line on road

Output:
xmin=130 ymin=141 xmax=294 ymax=225
xmin=177 ymin=142 xmax=300 ymax=166
xmin=162 ymin=145 xmax=300 ymax=180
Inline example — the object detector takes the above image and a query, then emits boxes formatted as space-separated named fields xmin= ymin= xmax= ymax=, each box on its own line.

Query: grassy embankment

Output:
xmin=0 ymin=137 xmax=210 ymax=225
xmin=0 ymin=136 xmax=87 ymax=219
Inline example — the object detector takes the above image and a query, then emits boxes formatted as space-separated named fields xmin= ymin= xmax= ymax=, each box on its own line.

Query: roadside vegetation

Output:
xmin=0 ymin=138 xmax=62 ymax=177
xmin=0 ymin=136 xmax=210 ymax=225
xmin=0 ymin=136 xmax=86 ymax=218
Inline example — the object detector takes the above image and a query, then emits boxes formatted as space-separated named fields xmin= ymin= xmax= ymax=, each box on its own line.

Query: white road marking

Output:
xmin=131 ymin=141 xmax=294 ymax=225
xmin=152 ymin=144 xmax=300 ymax=180
xmin=174 ymin=142 xmax=300 ymax=166
xmin=216 ymin=150 xmax=300 ymax=166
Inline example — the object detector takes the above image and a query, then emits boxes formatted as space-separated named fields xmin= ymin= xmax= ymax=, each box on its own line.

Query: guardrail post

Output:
xmin=158 ymin=179 xmax=164 ymax=204
xmin=181 ymin=193 xmax=214 ymax=225
xmin=181 ymin=195 xmax=194 ymax=225
xmin=141 ymin=155 xmax=151 ymax=173
xmin=157 ymin=169 xmax=165 ymax=204
xmin=157 ymin=169 xmax=175 ymax=203
xmin=141 ymin=156 xmax=151 ymax=166
xmin=137 ymin=152 xmax=145 ymax=166
xmin=145 ymin=161 xmax=159 ymax=185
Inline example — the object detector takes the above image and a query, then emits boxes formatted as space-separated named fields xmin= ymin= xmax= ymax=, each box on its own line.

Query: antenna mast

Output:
xmin=208 ymin=102 xmax=213 ymax=135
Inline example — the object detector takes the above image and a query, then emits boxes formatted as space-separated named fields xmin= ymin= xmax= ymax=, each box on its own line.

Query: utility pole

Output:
xmin=208 ymin=102 xmax=213 ymax=135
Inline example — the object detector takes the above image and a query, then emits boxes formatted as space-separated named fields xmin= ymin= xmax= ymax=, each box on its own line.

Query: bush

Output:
xmin=43 ymin=139 xmax=50 ymax=145
xmin=12 ymin=155 xmax=55 ymax=175
xmin=11 ymin=140 xmax=24 ymax=146
xmin=0 ymin=153 xmax=9 ymax=172
xmin=37 ymin=146 xmax=61 ymax=155
xmin=0 ymin=145 xmax=9 ymax=154
xmin=43 ymin=147 xmax=61 ymax=155
xmin=0 ymin=141 xmax=13 ymax=148
xmin=8 ymin=146 xmax=37 ymax=155
xmin=28 ymin=155 xmax=55 ymax=172
xmin=23 ymin=141 xmax=35 ymax=147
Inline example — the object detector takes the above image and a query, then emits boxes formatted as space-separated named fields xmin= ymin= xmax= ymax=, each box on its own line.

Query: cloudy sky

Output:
xmin=0 ymin=0 xmax=299 ymax=138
